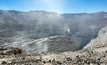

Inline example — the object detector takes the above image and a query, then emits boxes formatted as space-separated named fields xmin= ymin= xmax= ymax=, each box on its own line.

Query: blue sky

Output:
xmin=0 ymin=0 xmax=107 ymax=13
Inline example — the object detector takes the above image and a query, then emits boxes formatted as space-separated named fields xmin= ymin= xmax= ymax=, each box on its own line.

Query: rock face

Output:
xmin=0 ymin=36 xmax=81 ymax=53
xmin=0 ymin=10 xmax=107 ymax=65
xmin=84 ymin=26 xmax=107 ymax=49
xmin=0 ymin=26 xmax=107 ymax=65
xmin=0 ymin=10 xmax=107 ymax=52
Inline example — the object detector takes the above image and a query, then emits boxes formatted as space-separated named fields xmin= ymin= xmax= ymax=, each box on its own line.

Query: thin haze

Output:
xmin=0 ymin=0 xmax=107 ymax=13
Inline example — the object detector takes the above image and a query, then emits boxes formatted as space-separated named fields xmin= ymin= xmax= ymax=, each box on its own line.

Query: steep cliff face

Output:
xmin=84 ymin=26 xmax=107 ymax=51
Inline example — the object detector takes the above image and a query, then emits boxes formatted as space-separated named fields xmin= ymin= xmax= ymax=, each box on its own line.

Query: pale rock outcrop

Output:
xmin=84 ymin=26 xmax=107 ymax=53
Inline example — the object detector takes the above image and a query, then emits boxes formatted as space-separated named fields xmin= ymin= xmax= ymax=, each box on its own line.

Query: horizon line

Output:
xmin=0 ymin=9 xmax=107 ymax=14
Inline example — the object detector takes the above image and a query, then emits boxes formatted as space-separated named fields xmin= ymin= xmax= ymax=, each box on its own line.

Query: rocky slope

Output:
xmin=0 ymin=10 xmax=107 ymax=52
xmin=85 ymin=26 xmax=107 ymax=54
xmin=0 ymin=10 xmax=107 ymax=65
xmin=0 ymin=35 xmax=81 ymax=53
xmin=0 ymin=25 xmax=107 ymax=65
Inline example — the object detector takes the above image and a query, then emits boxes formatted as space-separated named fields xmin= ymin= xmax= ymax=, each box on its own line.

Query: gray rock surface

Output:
xmin=0 ymin=26 xmax=107 ymax=65
xmin=0 ymin=10 xmax=107 ymax=52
